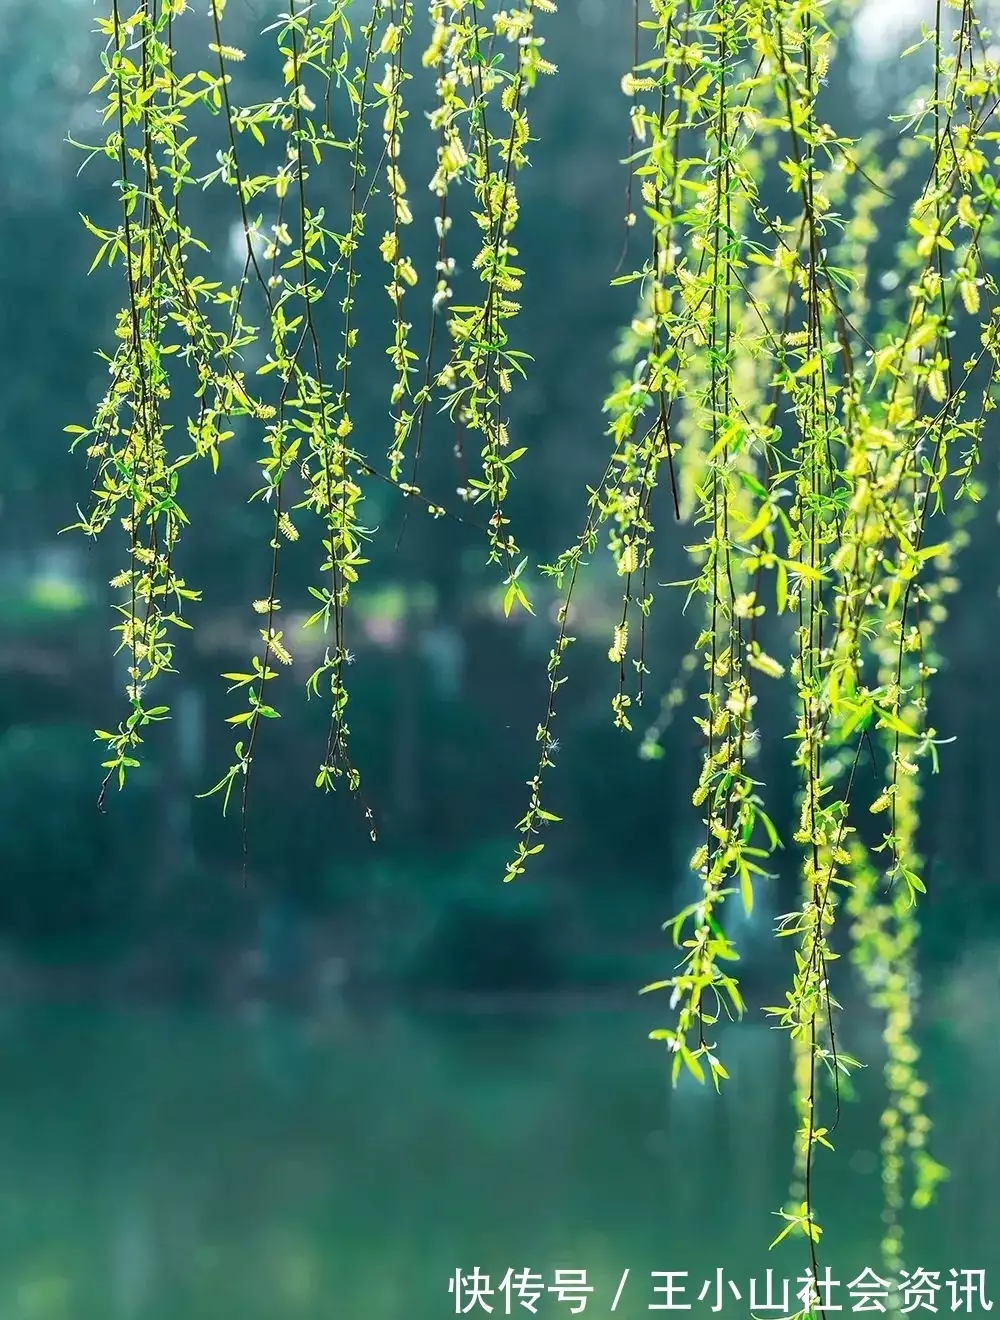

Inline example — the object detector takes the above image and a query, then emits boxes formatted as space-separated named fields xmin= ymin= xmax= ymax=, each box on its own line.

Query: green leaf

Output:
xmin=680 ymin=1046 xmax=705 ymax=1083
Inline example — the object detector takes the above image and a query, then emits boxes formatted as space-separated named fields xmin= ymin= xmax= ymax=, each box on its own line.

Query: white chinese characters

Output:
xmin=448 ymin=1267 xmax=992 ymax=1314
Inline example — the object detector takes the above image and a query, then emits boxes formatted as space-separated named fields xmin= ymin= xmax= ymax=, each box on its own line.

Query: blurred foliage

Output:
xmin=0 ymin=724 xmax=142 ymax=954
xmin=0 ymin=0 xmax=995 ymax=982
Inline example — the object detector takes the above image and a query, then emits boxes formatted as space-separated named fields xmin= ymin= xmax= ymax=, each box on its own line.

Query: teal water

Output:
xmin=0 ymin=998 xmax=994 ymax=1319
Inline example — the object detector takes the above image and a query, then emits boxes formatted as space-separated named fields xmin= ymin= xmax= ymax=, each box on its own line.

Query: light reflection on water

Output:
xmin=0 ymin=989 xmax=993 ymax=1320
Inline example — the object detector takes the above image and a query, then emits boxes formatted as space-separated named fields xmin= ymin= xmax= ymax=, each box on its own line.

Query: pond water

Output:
xmin=0 ymin=996 xmax=995 ymax=1319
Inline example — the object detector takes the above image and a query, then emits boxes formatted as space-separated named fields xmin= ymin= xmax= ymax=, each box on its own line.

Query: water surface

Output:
xmin=0 ymin=998 xmax=994 ymax=1319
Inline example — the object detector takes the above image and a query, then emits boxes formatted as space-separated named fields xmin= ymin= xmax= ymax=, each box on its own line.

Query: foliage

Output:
xmin=65 ymin=0 xmax=1000 ymax=1298
xmin=0 ymin=724 xmax=142 ymax=952
xmin=343 ymin=841 xmax=572 ymax=992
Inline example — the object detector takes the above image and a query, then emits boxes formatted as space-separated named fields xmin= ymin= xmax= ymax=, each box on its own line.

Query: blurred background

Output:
xmin=0 ymin=0 xmax=997 ymax=1315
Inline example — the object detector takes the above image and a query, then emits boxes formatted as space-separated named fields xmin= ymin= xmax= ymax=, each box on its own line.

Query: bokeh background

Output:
xmin=0 ymin=0 xmax=997 ymax=1315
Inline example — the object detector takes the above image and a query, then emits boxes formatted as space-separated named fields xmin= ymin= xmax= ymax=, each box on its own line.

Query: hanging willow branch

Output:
xmin=67 ymin=0 xmax=999 ymax=1295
